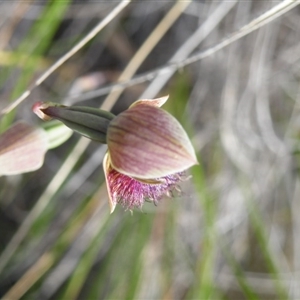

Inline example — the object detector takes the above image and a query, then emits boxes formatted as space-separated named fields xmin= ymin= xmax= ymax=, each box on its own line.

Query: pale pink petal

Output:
xmin=129 ymin=95 xmax=169 ymax=108
xmin=0 ymin=122 xmax=48 ymax=176
xmin=107 ymin=105 xmax=198 ymax=179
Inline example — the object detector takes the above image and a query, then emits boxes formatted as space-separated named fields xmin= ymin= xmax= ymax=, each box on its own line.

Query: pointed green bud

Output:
xmin=33 ymin=102 xmax=115 ymax=143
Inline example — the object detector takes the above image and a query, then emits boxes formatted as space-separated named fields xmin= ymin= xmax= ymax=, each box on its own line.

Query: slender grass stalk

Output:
xmin=62 ymin=0 xmax=300 ymax=104
xmin=100 ymin=0 xmax=191 ymax=111
xmin=0 ymin=0 xmax=131 ymax=115
xmin=220 ymin=239 xmax=261 ymax=300
xmin=2 ymin=189 xmax=106 ymax=300
xmin=246 ymin=197 xmax=289 ymax=299
xmin=0 ymin=0 xmax=71 ymax=132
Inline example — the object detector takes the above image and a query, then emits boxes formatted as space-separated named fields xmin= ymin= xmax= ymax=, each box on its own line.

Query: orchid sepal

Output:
xmin=129 ymin=95 xmax=169 ymax=108
xmin=103 ymin=152 xmax=116 ymax=213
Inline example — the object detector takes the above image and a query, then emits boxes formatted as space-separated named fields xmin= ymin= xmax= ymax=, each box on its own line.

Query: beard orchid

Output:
xmin=33 ymin=96 xmax=198 ymax=213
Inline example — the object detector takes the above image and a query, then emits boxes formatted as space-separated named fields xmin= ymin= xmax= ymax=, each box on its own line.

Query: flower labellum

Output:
xmin=32 ymin=96 xmax=198 ymax=213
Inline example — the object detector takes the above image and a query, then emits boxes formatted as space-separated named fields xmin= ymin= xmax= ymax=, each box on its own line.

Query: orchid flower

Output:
xmin=0 ymin=122 xmax=48 ymax=176
xmin=33 ymin=96 xmax=198 ymax=213
xmin=0 ymin=120 xmax=72 ymax=176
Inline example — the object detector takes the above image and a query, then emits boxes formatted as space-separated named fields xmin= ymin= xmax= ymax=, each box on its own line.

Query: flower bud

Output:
xmin=33 ymin=102 xmax=115 ymax=143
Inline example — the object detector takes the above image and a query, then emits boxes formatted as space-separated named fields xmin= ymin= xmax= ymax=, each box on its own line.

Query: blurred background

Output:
xmin=0 ymin=1 xmax=300 ymax=299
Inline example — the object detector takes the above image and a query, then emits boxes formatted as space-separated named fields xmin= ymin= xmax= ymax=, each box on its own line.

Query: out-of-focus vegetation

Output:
xmin=1 ymin=1 xmax=300 ymax=299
